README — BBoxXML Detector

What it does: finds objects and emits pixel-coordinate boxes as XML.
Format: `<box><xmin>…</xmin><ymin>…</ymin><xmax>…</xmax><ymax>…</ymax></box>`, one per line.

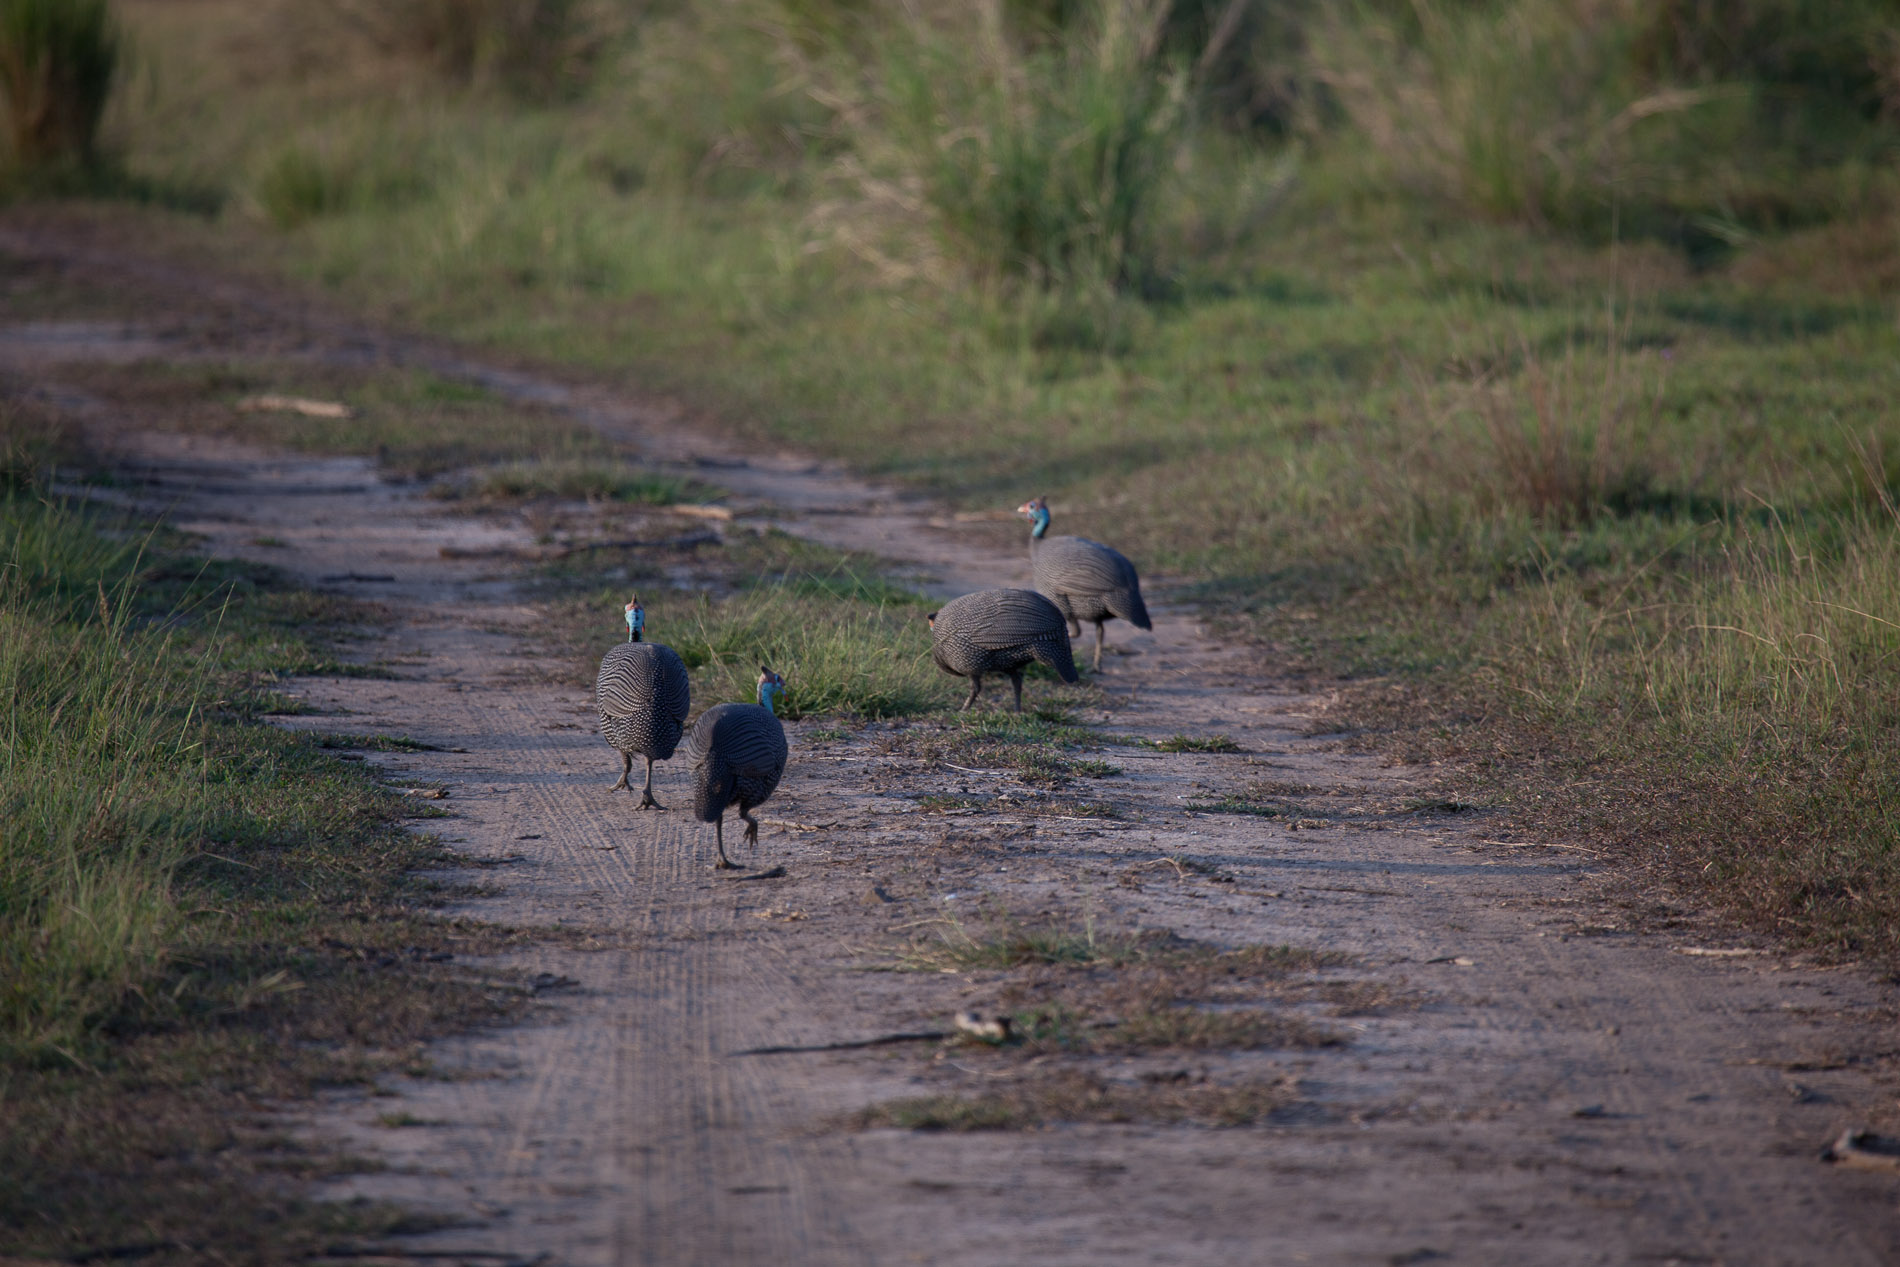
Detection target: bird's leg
<box><xmin>608</xmin><ymin>752</ymin><xmax>631</xmax><ymax>791</ymax></box>
<box><xmin>714</xmin><ymin>817</ymin><xmax>739</xmax><ymax>870</ymax></box>
<box><xmin>1093</xmin><ymin>619</ymin><xmax>1107</xmax><ymax>671</ymax></box>
<box><xmin>961</xmin><ymin>674</ymin><xmax>982</xmax><ymax>712</ymax></box>
<box><xmin>740</xmin><ymin>805</ymin><xmax>760</xmax><ymax>847</ymax></box>
<box><xmin>1068</xmin><ymin>618</ymin><xmax>1083</xmax><ymax>639</ymax></box>
<box><xmin>1009</xmin><ymin>669</ymin><xmax>1024</xmax><ymax>713</ymax></box>
<box><xmin>636</xmin><ymin>755</ymin><xmax>664</xmax><ymax>810</ymax></box>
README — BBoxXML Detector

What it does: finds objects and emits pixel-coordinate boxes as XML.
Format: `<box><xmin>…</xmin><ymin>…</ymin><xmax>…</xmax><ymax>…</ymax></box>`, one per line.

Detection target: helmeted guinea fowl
<box><xmin>1017</xmin><ymin>495</ymin><xmax>1151</xmax><ymax>670</ymax></box>
<box><xmin>595</xmin><ymin>596</ymin><xmax>692</xmax><ymax>810</ymax></box>
<box><xmin>927</xmin><ymin>588</ymin><xmax>1079</xmax><ymax>713</ymax></box>
<box><xmin>686</xmin><ymin>666</ymin><xmax>789</xmax><ymax>870</ymax></box>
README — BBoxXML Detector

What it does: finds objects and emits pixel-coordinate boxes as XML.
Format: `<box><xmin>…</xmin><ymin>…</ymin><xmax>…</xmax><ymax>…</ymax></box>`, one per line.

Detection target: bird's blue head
<box><xmin>624</xmin><ymin>596</ymin><xmax>645</xmax><ymax>643</ymax></box>
<box><xmin>756</xmin><ymin>665</ymin><xmax>786</xmax><ymax>714</ymax></box>
<box><xmin>1016</xmin><ymin>495</ymin><xmax>1050</xmax><ymax>539</ymax></box>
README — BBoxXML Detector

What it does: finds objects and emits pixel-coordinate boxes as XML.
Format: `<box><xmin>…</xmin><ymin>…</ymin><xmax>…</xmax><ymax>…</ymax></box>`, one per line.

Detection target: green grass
<box><xmin>1183</xmin><ymin>795</ymin><xmax>1287</xmax><ymax>818</ymax></box>
<box><xmin>1310</xmin><ymin>0</ymin><xmax>1899</xmax><ymax>247</ymax></box>
<box><xmin>899</xmin><ymin>710</ymin><xmax>1116</xmax><ymax>793</ymax></box>
<box><xmin>317</xmin><ymin>733</ymin><xmax>442</xmax><ymax>752</ymax></box>
<box><xmin>868</xmin><ymin>0</ymin><xmax>1188</xmax><ymax>297</ymax></box>
<box><xmin>0</xmin><ymin>413</ymin><xmax>525</xmax><ymax>1257</ymax></box>
<box><xmin>436</xmin><ymin>459</ymin><xmax>712</xmax><ymax>505</ymax></box>
<box><xmin>1149</xmin><ymin>733</ymin><xmax>1241</xmax><ymax>753</ymax></box>
<box><xmin>900</xmin><ymin>913</ymin><xmax>1338</xmax><ymax>975</ymax></box>
<box><xmin>668</xmin><ymin>582</ymin><xmax>947</xmax><ymax>718</ymax></box>
<box><xmin>555</xmin><ymin>543</ymin><xmax>957</xmax><ymax>719</ymax></box>
<box><xmin>866</xmin><ymin>913</ymin><xmax>1335</xmax><ymax>1129</ymax></box>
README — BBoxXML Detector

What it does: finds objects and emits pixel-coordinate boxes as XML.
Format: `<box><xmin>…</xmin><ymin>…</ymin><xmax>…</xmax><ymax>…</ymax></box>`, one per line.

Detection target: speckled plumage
<box><xmin>1022</xmin><ymin>497</ymin><xmax>1150</xmax><ymax>669</ymax></box>
<box><xmin>928</xmin><ymin>588</ymin><xmax>1078</xmax><ymax>712</ymax></box>
<box><xmin>686</xmin><ymin>697</ymin><xmax>788</xmax><ymax>869</ymax></box>
<box><xmin>596</xmin><ymin>640</ymin><xmax>692</xmax><ymax>808</ymax></box>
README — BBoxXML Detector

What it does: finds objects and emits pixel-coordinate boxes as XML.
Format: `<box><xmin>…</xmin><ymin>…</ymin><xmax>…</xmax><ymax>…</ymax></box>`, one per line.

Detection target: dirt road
<box><xmin>5</xmin><ymin>225</ymin><xmax>1899</xmax><ymax>1265</ymax></box>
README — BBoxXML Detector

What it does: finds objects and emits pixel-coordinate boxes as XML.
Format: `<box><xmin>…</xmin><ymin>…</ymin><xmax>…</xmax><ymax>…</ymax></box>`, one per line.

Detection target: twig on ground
<box><xmin>728</xmin><ymin>1030</ymin><xmax>949</xmax><ymax>1056</ymax></box>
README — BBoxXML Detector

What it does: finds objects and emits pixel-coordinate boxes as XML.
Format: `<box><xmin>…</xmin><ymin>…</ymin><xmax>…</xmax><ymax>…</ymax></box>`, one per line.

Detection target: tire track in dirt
<box><xmin>345</xmin><ymin>666</ymin><xmax>869</xmax><ymax>1263</ymax></box>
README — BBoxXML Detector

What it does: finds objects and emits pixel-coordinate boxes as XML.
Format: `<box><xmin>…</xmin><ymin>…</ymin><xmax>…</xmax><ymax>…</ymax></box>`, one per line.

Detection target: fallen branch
<box><xmin>729</xmin><ymin>1030</ymin><xmax>949</xmax><ymax>1057</ymax></box>
<box><xmin>1822</xmin><ymin>1128</ymin><xmax>1900</xmax><ymax>1172</ymax></box>
<box><xmin>236</xmin><ymin>393</ymin><xmax>353</xmax><ymax>419</ymax></box>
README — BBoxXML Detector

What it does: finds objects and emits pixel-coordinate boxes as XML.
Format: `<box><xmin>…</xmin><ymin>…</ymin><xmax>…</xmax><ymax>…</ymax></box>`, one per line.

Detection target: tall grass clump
<box><xmin>0</xmin><ymin>497</ymin><xmax>194</xmax><ymax>1062</ymax></box>
<box><xmin>1400</xmin><ymin>334</ymin><xmax>1679</xmax><ymax>535</ymax></box>
<box><xmin>868</xmin><ymin>0</ymin><xmax>1188</xmax><ymax>293</ymax></box>
<box><xmin>295</xmin><ymin>0</ymin><xmax>609</xmax><ymax>100</ymax></box>
<box><xmin>666</xmin><ymin>579</ymin><xmax>953</xmax><ymax>718</ymax></box>
<box><xmin>608</xmin><ymin>0</ymin><xmax>840</xmax><ymax>196</ymax></box>
<box><xmin>1472</xmin><ymin>481</ymin><xmax>1900</xmax><ymax>956</ymax></box>
<box><xmin>1311</xmin><ymin>0</ymin><xmax>1900</xmax><ymax>246</ymax></box>
<box><xmin>251</xmin><ymin>133</ymin><xmax>435</xmax><ymax>229</ymax></box>
<box><xmin>0</xmin><ymin>0</ymin><xmax>120</xmax><ymax>168</ymax></box>
<box><xmin>448</xmin><ymin>459</ymin><xmax>706</xmax><ymax>504</ymax></box>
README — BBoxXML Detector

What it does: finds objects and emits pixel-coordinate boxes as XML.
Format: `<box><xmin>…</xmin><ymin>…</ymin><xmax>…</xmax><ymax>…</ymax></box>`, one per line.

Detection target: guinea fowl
<box><xmin>1017</xmin><ymin>495</ymin><xmax>1151</xmax><ymax>669</ymax></box>
<box><xmin>687</xmin><ymin>666</ymin><xmax>790</xmax><ymax>870</ymax></box>
<box><xmin>928</xmin><ymin>588</ymin><xmax>1079</xmax><ymax>712</ymax></box>
<box><xmin>595</xmin><ymin>596</ymin><xmax>692</xmax><ymax>810</ymax></box>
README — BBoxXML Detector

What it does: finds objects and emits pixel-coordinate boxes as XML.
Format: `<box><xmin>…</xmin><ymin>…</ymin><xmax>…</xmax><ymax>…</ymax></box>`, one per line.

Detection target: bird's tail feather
<box><xmin>1113</xmin><ymin>588</ymin><xmax>1152</xmax><ymax>631</ymax></box>
<box><xmin>1032</xmin><ymin>638</ymin><xmax>1081</xmax><ymax>684</ymax></box>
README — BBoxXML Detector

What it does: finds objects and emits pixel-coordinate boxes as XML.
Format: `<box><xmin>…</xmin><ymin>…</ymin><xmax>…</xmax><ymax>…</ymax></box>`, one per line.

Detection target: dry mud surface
<box><xmin>5</xmin><ymin>224</ymin><xmax>1900</xmax><ymax>1265</ymax></box>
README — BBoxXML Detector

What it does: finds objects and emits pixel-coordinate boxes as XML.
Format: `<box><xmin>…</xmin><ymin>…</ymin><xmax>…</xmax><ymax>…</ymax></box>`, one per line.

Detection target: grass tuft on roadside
<box><xmin>434</xmin><ymin>460</ymin><xmax>714</xmax><ymax>506</ymax></box>
<box><xmin>865</xmin><ymin>915</ymin><xmax>1337</xmax><ymax>1129</ymax></box>
<box><xmin>552</xmin><ymin>537</ymin><xmax>1008</xmax><ymax>720</ymax></box>
<box><xmin>1149</xmin><ymin>733</ymin><xmax>1241</xmax><ymax>753</ymax></box>
<box><xmin>0</xmin><ymin>415</ymin><xmax>526</xmax><ymax>1258</ymax></box>
<box><xmin>900</xmin><ymin>912</ymin><xmax>1341</xmax><ymax>977</ymax></box>
<box><xmin>657</xmin><ymin>578</ymin><xmax>951</xmax><ymax>719</ymax></box>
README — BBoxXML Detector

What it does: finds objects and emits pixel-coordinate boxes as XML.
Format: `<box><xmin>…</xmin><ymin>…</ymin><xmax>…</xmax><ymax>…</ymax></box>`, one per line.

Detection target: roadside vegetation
<box><xmin>15</xmin><ymin>1</ymin><xmax>1900</xmax><ymax>961</ymax></box>
<box><xmin>862</xmin><ymin>912</ymin><xmax>1355</xmax><ymax>1129</ymax></box>
<box><xmin>0</xmin><ymin>402</ymin><xmax>541</xmax><ymax>1259</ymax></box>
<box><xmin>551</xmin><ymin>535</ymin><xmax>982</xmax><ymax>718</ymax></box>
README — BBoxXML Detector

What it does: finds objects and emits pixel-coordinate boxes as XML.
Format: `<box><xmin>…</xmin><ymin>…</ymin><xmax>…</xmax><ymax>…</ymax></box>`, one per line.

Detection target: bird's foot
<box><xmin>715</xmin><ymin>857</ymin><xmax>742</xmax><ymax>871</ymax></box>
<box><xmin>636</xmin><ymin>792</ymin><xmax>665</xmax><ymax>811</ymax></box>
<box><xmin>607</xmin><ymin>776</ymin><xmax>630</xmax><ymax>791</ymax></box>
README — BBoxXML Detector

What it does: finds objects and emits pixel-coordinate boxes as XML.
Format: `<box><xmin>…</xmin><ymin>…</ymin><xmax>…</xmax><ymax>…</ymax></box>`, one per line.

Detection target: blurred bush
<box><xmin>0</xmin><ymin>0</ymin><xmax>119</xmax><ymax>167</ymax></box>
<box><xmin>866</xmin><ymin>0</ymin><xmax>1189</xmax><ymax>292</ymax></box>
<box><xmin>292</xmin><ymin>0</ymin><xmax>611</xmax><ymax>100</ymax></box>
<box><xmin>207</xmin><ymin>0</ymin><xmax>1900</xmax><ymax>272</ymax></box>
<box><xmin>251</xmin><ymin>128</ymin><xmax>435</xmax><ymax>228</ymax></box>
<box><xmin>609</xmin><ymin>0</ymin><xmax>840</xmax><ymax>196</ymax></box>
<box><xmin>1309</xmin><ymin>0</ymin><xmax>1900</xmax><ymax>250</ymax></box>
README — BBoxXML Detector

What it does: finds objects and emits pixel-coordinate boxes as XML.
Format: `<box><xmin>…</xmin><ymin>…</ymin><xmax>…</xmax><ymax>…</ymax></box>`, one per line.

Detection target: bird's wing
<box><xmin>1040</xmin><ymin>536</ymin><xmax>1135</xmax><ymax>592</ymax></box>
